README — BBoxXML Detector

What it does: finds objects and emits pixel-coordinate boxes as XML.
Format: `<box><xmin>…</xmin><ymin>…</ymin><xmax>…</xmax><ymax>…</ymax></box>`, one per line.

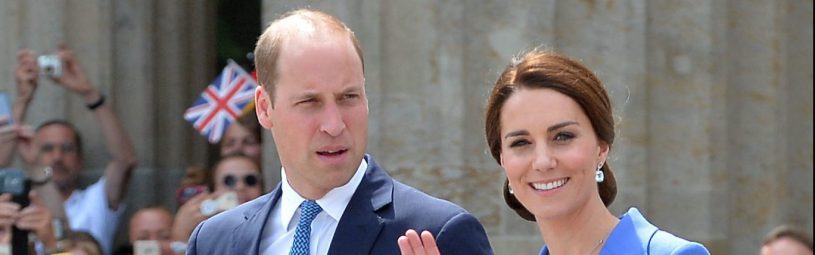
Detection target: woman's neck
<box><xmin>536</xmin><ymin>198</ymin><xmax>620</xmax><ymax>255</ymax></box>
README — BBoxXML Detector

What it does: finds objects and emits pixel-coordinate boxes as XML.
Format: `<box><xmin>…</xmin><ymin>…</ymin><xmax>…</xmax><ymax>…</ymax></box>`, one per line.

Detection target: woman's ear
<box><xmin>598</xmin><ymin>142</ymin><xmax>610</xmax><ymax>164</ymax></box>
<box><xmin>255</xmin><ymin>86</ymin><xmax>273</xmax><ymax>129</ymax></box>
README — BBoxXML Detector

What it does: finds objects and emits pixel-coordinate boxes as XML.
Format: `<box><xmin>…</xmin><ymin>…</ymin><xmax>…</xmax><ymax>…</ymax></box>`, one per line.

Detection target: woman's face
<box><xmin>499</xmin><ymin>88</ymin><xmax>608</xmax><ymax>221</ymax></box>
<box><xmin>214</xmin><ymin>157</ymin><xmax>263</xmax><ymax>204</ymax></box>
<box><xmin>221</xmin><ymin>122</ymin><xmax>262</xmax><ymax>162</ymax></box>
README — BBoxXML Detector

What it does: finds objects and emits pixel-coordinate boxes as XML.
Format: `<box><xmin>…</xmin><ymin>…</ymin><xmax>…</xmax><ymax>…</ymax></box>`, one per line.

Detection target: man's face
<box><xmin>220</xmin><ymin>122</ymin><xmax>262</xmax><ymax>163</ymax></box>
<box><xmin>128</xmin><ymin>208</ymin><xmax>174</xmax><ymax>255</ymax></box>
<box><xmin>35</xmin><ymin>124</ymin><xmax>82</xmax><ymax>189</ymax></box>
<box><xmin>128</xmin><ymin>209</ymin><xmax>173</xmax><ymax>242</ymax></box>
<box><xmin>255</xmin><ymin>33</ymin><xmax>368</xmax><ymax>200</ymax></box>
<box><xmin>761</xmin><ymin>238</ymin><xmax>813</xmax><ymax>255</ymax></box>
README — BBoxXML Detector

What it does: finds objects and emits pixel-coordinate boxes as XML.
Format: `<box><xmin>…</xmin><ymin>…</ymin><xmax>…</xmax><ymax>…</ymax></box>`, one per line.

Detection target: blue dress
<box><xmin>538</xmin><ymin>208</ymin><xmax>709</xmax><ymax>255</ymax></box>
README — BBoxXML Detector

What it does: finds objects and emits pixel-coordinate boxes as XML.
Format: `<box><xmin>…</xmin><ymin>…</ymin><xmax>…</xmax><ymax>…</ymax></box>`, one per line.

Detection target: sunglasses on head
<box><xmin>223</xmin><ymin>174</ymin><xmax>259</xmax><ymax>188</ymax></box>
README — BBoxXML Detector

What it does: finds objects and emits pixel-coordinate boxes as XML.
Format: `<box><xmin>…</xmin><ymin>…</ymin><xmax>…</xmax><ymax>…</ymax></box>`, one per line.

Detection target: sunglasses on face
<box><xmin>223</xmin><ymin>174</ymin><xmax>259</xmax><ymax>188</ymax></box>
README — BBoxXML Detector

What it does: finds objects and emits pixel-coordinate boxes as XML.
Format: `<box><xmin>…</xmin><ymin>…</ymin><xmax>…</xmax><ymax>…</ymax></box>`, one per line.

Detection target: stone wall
<box><xmin>260</xmin><ymin>1</ymin><xmax>813</xmax><ymax>254</ymax></box>
<box><xmin>1</xmin><ymin>1</ymin><xmax>811</xmax><ymax>254</ymax></box>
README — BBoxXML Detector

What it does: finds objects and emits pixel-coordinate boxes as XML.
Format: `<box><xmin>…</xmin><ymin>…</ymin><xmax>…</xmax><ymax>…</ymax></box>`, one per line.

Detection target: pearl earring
<box><xmin>595</xmin><ymin>163</ymin><xmax>605</xmax><ymax>183</ymax></box>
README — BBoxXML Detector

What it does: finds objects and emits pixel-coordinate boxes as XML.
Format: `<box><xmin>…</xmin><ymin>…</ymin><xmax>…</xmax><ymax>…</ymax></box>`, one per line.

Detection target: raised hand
<box><xmin>52</xmin><ymin>44</ymin><xmax>96</xmax><ymax>99</ymax></box>
<box><xmin>0</xmin><ymin>124</ymin><xmax>35</xmax><ymax>167</ymax></box>
<box><xmin>398</xmin><ymin>229</ymin><xmax>441</xmax><ymax>255</ymax></box>
<box><xmin>15</xmin><ymin>50</ymin><xmax>39</xmax><ymax>102</ymax></box>
<box><xmin>171</xmin><ymin>191</ymin><xmax>219</xmax><ymax>242</ymax></box>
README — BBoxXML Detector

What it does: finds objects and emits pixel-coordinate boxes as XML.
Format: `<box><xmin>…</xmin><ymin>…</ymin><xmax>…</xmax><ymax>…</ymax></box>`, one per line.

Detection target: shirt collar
<box><xmin>279</xmin><ymin>158</ymin><xmax>368</xmax><ymax>230</ymax></box>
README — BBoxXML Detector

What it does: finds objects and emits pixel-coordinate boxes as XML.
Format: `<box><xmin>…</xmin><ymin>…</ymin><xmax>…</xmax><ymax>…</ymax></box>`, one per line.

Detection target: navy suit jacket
<box><xmin>187</xmin><ymin>154</ymin><xmax>493</xmax><ymax>255</ymax></box>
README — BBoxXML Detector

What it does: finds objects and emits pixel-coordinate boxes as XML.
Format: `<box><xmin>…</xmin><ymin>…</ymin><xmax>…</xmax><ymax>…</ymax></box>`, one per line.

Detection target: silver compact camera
<box><xmin>37</xmin><ymin>55</ymin><xmax>62</xmax><ymax>78</ymax></box>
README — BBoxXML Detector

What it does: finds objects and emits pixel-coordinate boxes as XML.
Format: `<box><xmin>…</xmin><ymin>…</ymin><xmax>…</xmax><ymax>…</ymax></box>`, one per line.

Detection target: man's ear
<box><xmin>255</xmin><ymin>86</ymin><xmax>273</xmax><ymax>129</ymax></box>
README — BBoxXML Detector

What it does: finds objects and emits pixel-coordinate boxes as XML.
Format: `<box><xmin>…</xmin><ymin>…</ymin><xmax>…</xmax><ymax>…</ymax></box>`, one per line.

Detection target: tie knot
<box><xmin>300</xmin><ymin>200</ymin><xmax>322</xmax><ymax>221</ymax></box>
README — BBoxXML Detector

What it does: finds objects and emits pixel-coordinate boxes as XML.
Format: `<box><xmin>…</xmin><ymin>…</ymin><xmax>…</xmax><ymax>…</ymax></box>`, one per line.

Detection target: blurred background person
<box><xmin>761</xmin><ymin>225</ymin><xmax>813</xmax><ymax>255</ymax></box>
<box><xmin>128</xmin><ymin>207</ymin><xmax>175</xmax><ymax>255</ymax></box>
<box><xmin>3</xmin><ymin>46</ymin><xmax>137</xmax><ymax>255</ymax></box>
<box><xmin>170</xmin><ymin>154</ymin><xmax>263</xmax><ymax>245</ymax></box>
<box><xmin>219</xmin><ymin>112</ymin><xmax>262</xmax><ymax>164</ymax></box>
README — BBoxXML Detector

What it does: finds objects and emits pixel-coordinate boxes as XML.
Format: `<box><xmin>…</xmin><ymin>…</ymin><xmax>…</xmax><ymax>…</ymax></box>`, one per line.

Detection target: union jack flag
<box><xmin>184</xmin><ymin>60</ymin><xmax>257</xmax><ymax>143</ymax></box>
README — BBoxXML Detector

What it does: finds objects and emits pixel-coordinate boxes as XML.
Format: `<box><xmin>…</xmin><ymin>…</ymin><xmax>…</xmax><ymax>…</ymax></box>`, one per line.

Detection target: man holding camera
<box><xmin>0</xmin><ymin>45</ymin><xmax>137</xmax><ymax>254</ymax></box>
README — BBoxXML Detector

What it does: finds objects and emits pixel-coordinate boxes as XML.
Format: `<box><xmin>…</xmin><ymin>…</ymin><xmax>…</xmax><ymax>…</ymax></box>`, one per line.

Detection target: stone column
<box><xmin>645</xmin><ymin>0</ymin><xmax>728</xmax><ymax>252</ymax></box>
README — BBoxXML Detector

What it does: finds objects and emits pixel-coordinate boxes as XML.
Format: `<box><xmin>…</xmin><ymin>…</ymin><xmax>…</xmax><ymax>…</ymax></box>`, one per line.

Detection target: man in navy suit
<box><xmin>186</xmin><ymin>8</ymin><xmax>493</xmax><ymax>255</ymax></box>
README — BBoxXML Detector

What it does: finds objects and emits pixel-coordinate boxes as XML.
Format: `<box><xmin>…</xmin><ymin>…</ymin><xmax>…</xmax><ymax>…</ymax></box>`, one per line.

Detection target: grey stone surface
<box><xmin>0</xmin><ymin>1</ymin><xmax>810</xmax><ymax>254</ymax></box>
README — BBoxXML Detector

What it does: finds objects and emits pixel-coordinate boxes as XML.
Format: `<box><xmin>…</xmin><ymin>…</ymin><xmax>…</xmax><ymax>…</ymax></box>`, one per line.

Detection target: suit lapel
<box><xmin>327</xmin><ymin>155</ymin><xmax>393</xmax><ymax>255</ymax></box>
<box><xmin>231</xmin><ymin>184</ymin><xmax>282</xmax><ymax>255</ymax></box>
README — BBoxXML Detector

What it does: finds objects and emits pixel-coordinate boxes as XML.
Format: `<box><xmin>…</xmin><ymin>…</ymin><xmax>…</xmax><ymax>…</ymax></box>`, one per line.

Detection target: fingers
<box><xmin>0</xmin><ymin>125</ymin><xmax>17</xmax><ymax>141</ymax></box>
<box><xmin>15</xmin><ymin>50</ymin><xmax>38</xmax><ymax>85</ymax></box>
<box><xmin>398</xmin><ymin>229</ymin><xmax>441</xmax><ymax>255</ymax></box>
<box><xmin>398</xmin><ymin>235</ymin><xmax>414</xmax><ymax>255</ymax></box>
<box><xmin>17</xmin><ymin>125</ymin><xmax>34</xmax><ymax>139</ymax></box>
<box><xmin>15</xmin><ymin>201</ymin><xmax>52</xmax><ymax>234</ymax></box>
<box><xmin>406</xmin><ymin>229</ymin><xmax>426</xmax><ymax>255</ymax></box>
<box><xmin>0</xmin><ymin>194</ymin><xmax>21</xmax><ymax>227</ymax></box>
<box><xmin>28</xmin><ymin>190</ymin><xmax>43</xmax><ymax>207</ymax></box>
<box><xmin>420</xmin><ymin>230</ymin><xmax>440</xmax><ymax>255</ymax></box>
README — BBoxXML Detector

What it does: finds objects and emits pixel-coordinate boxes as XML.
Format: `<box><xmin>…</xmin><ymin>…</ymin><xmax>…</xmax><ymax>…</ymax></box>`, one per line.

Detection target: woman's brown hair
<box><xmin>485</xmin><ymin>50</ymin><xmax>617</xmax><ymax>221</ymax></box>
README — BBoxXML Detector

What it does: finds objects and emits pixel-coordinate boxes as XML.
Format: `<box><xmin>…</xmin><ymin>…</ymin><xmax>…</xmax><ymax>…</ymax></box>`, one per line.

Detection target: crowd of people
<box><xmin>0</xmin><ymin>45</ymin><xmax>265</xmax><ymax>254</ymax></box>
<box><xmin>0</xmin><ymin>7</ymin><xmax>811</xmax><ymax>255</ymax></box>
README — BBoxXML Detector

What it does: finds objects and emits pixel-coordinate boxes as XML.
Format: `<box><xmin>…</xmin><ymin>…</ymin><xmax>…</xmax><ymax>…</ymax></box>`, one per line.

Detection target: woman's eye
<box><xmin>509</xmin><ymin>139</ymin><xmax>530</xmax><ymax>148</ymax></box>
<box><xmin>554</xmin><ymin>132</ymin><xmax>575</xmax><ymax>141</ymax></box>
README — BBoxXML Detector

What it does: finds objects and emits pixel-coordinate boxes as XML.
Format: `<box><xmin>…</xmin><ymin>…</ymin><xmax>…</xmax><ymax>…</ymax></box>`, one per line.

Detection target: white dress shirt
<box><xmin>64</xmin><ymin>177</ymin><xmax>124</xmax><ymax>255</ymax></box>
<box><xmin>260</xmin><ymin>159</ymin><xmax>368</xmax><ymax>255</ymax></box>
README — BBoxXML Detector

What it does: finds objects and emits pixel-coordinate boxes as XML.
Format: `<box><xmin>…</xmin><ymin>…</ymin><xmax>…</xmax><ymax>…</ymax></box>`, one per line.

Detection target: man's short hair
<box><xmin>253</xmin><ymin>8</ymin><xmax>364</xmax><ymax>103</ymax></box>
<box><xmin>36</xmin><ymin>119</ymin><xmax>83</xmax><ymax>158</ymax></box>
<box><xmin>763</xmin><ymin>225</ymin><xmax>813</xmax><ymax>251</ymax></box>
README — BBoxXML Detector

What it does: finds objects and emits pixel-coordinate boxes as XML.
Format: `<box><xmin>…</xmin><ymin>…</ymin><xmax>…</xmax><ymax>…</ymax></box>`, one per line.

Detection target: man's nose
<box><xmin>320</xmin><ymin>103</ymin><xmax>346</xmax><ymax>137</ymax></box>
<box><xmin>49</xmin><ymin>148</ymin><xmax>65</xmax><ymax>161</ymax></box>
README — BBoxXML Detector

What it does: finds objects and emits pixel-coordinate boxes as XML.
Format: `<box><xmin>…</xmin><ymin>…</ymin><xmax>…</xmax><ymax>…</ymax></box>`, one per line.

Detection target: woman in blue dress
<box><xmin>398</xmin><ymin>50</ymin><xmax>710</xmax><ymax>255</ymax></box>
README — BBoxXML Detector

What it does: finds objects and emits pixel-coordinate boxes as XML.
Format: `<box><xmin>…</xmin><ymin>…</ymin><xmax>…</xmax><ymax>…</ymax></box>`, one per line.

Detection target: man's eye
<box><xmin>341</xmin><ymin>93</ymin><xmax>360</xmax><ymax>102</ymax></box>
<box><xmin>297</xmin><ymin>98</ymin><xmax>317</xmax><ymax>105</ymax></box>
<box><xmin>40</xmin><ymin>145</ymin><xmax>55</xmax><ymax>152</ymax></box>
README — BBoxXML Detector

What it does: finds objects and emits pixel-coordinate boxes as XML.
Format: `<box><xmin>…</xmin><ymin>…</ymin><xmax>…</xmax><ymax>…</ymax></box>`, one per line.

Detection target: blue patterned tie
<box><xmin>290</xmin><ymin>200</ymin><xmax>322</xmax><ymax>255</ymax></box>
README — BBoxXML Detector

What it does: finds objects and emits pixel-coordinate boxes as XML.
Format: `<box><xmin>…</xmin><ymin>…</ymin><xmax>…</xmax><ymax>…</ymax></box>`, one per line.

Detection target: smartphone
<box><xmin>0</xmin><ymin>92</ymin><xmax>13</xmax><ymax>127</ymax></box>
<box><xmin>175</xmin><ymin>185</ymin><xmax>208</xmax><ymax>205</ymax></box>
<box><xmin>134</xmin><ymin>240</ymin><xmax>161</xmax><ymax>255</ymax></box>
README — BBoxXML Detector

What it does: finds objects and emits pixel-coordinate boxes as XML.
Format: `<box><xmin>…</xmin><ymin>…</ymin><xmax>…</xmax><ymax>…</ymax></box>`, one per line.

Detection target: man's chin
<box><xmin>53</xmin><ymin>178</ymin><xmax>77</xmax><ymax>192</ymax></box>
